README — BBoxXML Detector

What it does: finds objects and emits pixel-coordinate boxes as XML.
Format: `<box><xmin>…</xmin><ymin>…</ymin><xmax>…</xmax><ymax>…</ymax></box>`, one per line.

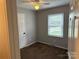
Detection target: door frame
<box><xmin>4</xmin><ymin>0</ymin><xmax>79</xmax><ymax>59</ymax></box>
<box><xmin>6</xmin><ymin>0</ymin><xmax>21</xmax><ymax>59</ymax></box>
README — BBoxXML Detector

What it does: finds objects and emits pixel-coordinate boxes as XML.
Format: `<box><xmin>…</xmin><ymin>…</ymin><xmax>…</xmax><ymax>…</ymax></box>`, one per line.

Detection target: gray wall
<box><xmin>36</xmin><ymin>5</ymin><xmax>69</xmax><ymax>49</ymax></box>
<box><xmin>17</xmin><ymin>8</ymin><xmax>36</xmax><ymax>49</ymax></box>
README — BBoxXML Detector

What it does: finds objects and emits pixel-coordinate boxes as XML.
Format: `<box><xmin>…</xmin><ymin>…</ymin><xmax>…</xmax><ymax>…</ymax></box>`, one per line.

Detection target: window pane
<box><xmin>48</xmin><ymin>13</ymin><xmax>64</xmax><ymax>37</ymax></box>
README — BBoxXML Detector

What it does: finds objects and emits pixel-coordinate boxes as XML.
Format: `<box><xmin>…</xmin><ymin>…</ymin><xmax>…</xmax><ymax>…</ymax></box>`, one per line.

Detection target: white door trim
<box><xmin>6</xmin><ymin>0</ymin><xmax>21</xmax><ymax>59</ymax></box>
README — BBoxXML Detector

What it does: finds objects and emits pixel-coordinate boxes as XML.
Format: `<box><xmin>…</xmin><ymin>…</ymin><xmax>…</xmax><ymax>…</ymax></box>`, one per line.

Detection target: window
<box><xmin>48</xmin><ymin>13</ymin><xmax>64</xmax><ymax>37</ymax></box>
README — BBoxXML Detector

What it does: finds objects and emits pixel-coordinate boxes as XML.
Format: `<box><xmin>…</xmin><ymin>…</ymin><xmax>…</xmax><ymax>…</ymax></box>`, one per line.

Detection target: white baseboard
<box><xmin>21</xmin><ymin>41</ymin><xmax>67</xmax><ymax>50</ymax></box>
<box><xmin>37</xmin><ymin>41</ymin><xmax>49</xmax><ymax>45</ymax></box>
<box><xmin>38</xmin><ymin>41</ymin><xmax>67</xmax><ymax>50</ymax></box>
<box><xmin>54</xmin><ymin>45</ymin><xmax>68</xmax><ymax>50</ymax></box>
<box><xmin>26</xmin><ymin>41</ymin><xmax>36</xmax><ymax>47</ymax></box>
<box><xmin>20</xmin><ymin>41</ymin><xmax>36</xmax><ymax>49</ymax></box>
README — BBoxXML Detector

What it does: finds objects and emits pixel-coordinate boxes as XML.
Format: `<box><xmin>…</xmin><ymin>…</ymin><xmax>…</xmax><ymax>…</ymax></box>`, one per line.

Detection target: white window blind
<box><xmin>48</xmin><ymin>13</ymin><xmax>64</xmax><ymax>37</ymax></box>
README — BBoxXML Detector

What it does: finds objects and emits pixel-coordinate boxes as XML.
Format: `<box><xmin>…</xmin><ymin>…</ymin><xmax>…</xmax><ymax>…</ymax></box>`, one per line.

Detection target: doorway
<box><xmin>16</xmin><ymin>0</ymin><xmax>71</xmax><ymax>59</ymax></box>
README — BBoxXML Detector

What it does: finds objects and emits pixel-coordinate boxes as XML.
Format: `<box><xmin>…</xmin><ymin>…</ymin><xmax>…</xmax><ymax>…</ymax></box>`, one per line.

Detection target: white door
<box><xmin>68</xmin><ymin>14</ymin><xmax>79</xmax><ymax>59</ymax></box>
<box><xmin>68</xmin><ymin>12</ymin><xmax>76</xmax><ymax>59</ymax></box>
<box><xmin>17</xmin><ymin>13</ymin><xmax>27</xmax><ymax>49</ymax></box>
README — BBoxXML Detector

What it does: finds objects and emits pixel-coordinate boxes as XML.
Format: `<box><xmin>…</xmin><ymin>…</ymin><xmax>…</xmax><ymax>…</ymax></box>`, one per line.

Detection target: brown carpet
<box><xmin>21</xmin><ymin>42</ymin><xmax>68</xmax><ymax>59</ymax></box>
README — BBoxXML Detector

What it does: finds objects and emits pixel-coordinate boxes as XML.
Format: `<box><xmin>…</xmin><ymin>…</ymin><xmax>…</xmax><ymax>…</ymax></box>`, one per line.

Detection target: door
<box><xmin>68</xmin><ymin>12</ymin><xmax>75</xmax><ymax>54</ymax></box>
<box><xmin>17</xmin><ymin>13</ymin><xmax>27</xmax><ymax>49</ymax></box>
<box><xmin>68</xmin><ymin>13</ymin><xmax>79</xmax><ymax>59</ymax></box>
<box><xmin>74</xmin><ymin>16</ymin><xmax>79</xmax><ymax>59</ymax></box>
<box><xmin>0</xmin><ymin>0</ymin><xmax>11</xmax><ymax>59</ymax></box>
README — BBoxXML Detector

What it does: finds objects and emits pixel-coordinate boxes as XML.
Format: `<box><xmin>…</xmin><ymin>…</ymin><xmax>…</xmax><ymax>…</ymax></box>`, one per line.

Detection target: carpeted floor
<box><xmin>21</xmin><ymin>42</ymin><xmax>68</xmax><ymax>59</ymax></box>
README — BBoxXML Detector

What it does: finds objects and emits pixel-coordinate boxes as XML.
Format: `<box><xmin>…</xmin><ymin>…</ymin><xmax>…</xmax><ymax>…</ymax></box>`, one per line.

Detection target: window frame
<box><xmin>48</xmin><ymin>13</ymin><xmax>64</xmax><ymax>38</ymax></box>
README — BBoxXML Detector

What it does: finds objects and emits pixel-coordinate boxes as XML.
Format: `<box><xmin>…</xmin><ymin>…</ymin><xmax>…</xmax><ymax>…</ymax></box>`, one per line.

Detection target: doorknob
<box><xmin>23</xmin><ymin>32</ymin><xmax>26</xmax><ymax>35</ymax></box>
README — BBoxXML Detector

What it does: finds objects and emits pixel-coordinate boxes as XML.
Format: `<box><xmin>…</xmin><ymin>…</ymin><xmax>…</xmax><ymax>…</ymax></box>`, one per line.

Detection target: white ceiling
<box><xmin>17</xmin><ymin>0</ymin><xmax>71</xmax><ymax>10</ymax></box>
